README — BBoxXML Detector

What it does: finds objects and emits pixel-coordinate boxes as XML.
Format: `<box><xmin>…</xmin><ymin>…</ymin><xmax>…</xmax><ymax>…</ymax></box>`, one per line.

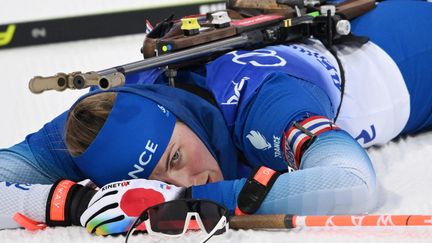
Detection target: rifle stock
<box><xmin>336</xmin><ymin>0</ymin><xmax>376</xmax><ymax>19</ymax></box>
<box><xmin>227</xmin><ymin>0</ymin><xmax>375</xmax><ymax>20</ymax></box>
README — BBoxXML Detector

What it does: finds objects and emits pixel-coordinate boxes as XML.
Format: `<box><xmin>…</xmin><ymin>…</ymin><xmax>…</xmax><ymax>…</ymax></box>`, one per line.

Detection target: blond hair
<box><xmin>65</xmin><ymin>92</ymin><xmax>117</xmax><ymax>156</ymax></box>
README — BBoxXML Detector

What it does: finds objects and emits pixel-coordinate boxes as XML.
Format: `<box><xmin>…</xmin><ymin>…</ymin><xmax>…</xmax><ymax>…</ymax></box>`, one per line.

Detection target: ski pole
<box><xmin>229</xmin><ymin>214</ymin><xmax>432</xmax><ymax>229</ymax></box>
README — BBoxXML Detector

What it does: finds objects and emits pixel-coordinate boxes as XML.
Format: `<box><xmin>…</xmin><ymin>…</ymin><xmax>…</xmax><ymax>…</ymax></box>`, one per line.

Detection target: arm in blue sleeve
<box><xmin>257</xmin><ymin>129</ymin><xmax>376</xmax><ymax>215</ymax></box>
<box><xmin>0</xmin><ymin>112</ymin><xmax>85</xmax><ymax>184</ymax></box>
<box><xmin>191</xmin><ymin>129</ymin><xmax>376</xmax><ymax>215</ymax></box>
<box><xmin>191</xmin><ymin>178</ymin><xmax>246</xmax><ymax>214</ymax></box>
<box><xmin>0</xmin><ymin>142</ymin><xmax>54</xmax><ymax>184</ymax></box>
<box><xmin>0</xmin><ymin>181</ymin><xmax>51</xmax><ymax>229</ymax></box>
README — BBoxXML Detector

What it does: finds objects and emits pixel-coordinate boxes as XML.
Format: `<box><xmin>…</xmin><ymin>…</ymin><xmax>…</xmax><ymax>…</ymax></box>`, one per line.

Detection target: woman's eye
<box><xmin>170</xmin><ymin>149</ymin><xmax>181</xmax><ymax>168</ymax></box>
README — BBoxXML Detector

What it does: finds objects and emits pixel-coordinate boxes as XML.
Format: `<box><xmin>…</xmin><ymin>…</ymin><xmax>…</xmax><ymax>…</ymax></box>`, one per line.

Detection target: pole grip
<box><xmin>229</xmin><ymin>214</ymin><xmax>294</xmax><ymax>229</ymax></box>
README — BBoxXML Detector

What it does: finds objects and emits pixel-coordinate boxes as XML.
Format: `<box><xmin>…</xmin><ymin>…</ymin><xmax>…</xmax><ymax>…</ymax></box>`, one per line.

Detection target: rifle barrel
<box><xmin>98</xmin><ymin>32</ymin><xmax>262</xmax><ymax>76</ymax></box>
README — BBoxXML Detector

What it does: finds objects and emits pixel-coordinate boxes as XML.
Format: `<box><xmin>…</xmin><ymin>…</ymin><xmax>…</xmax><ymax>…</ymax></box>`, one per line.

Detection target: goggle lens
<box><xmin>198</xmin><ymin>200</ymin><xmax>227</xmax><ymax>235</ymax></box>
<box><xmin>148</xmin><ymin>201</ymin><xmax>189</xmax><ymax>235</ymax></box>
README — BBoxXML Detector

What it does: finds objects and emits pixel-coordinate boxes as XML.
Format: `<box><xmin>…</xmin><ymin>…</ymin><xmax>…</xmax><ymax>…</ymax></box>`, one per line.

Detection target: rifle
<box><xmin>28</xmin><ymin>0</ymin><xmax>375</xmax><ymax>94</ymax></box>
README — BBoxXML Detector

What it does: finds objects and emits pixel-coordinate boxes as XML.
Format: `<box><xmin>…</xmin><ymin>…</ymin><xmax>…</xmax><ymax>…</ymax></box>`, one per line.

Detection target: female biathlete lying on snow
<box><xmin>1</xmin><ymin>0</ymin><xmax>432</xmax><ymax>235</ymax></box>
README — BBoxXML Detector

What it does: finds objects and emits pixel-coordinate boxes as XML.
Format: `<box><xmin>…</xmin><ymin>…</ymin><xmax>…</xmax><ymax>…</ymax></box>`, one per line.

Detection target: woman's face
<box><xmin>149</xmin><ymin>122</ymin><xmax>224</xmax><ymax>187</ymax></box>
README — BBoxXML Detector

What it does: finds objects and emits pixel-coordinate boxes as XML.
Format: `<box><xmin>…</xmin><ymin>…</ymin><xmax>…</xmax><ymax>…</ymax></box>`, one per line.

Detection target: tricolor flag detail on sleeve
<box><xmin>283</xmin><ymin>116</ymin><xmax>339</xmax><ymax>169</ymax></box>
<box><xmin>146</xmin><ymin>19</ymin><xmax>154</xmax><ymax>34</ymax></box>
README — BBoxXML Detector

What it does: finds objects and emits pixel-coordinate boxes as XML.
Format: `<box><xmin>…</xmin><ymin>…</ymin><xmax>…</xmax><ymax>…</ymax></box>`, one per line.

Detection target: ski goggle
<box><xmin>125</xmin><ymin>199</ymin><xmax>229</xmax><ymax>243</ymax></box>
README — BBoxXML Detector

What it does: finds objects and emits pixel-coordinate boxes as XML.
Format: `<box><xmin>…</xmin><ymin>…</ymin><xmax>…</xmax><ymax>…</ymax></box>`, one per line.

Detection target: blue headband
<box><xmin>73</xmin><ymin>91</ymin><xmax>176</xmax><ymax>186</ymax></box>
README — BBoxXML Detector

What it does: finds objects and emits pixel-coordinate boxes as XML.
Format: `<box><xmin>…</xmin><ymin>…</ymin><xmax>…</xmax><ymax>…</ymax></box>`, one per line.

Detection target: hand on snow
<box><xmin>80</xmin><ymin>179</ymin><xmax>184</xmax><ymax>235</ymax></box>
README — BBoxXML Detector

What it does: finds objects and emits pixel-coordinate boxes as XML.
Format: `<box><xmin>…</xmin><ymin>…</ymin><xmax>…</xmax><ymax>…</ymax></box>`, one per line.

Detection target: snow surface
<box><xmin>1</xmin><ymin>1</ymin><xmax>432</xmax><ymax>243</ymax></box>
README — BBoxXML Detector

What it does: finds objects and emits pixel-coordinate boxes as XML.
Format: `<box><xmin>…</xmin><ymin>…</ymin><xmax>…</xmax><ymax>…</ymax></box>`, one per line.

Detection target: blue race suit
<box><xmin>1</xmin><ymin>1</ymin><xmax>432</xmax><ymax>224</ymax></box>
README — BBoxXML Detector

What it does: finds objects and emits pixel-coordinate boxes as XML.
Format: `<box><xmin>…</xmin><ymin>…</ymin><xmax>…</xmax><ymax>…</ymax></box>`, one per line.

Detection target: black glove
<box><xmin>45</xmin><ymin>179</ymin><xmax>96</xmax><ymax>227</ymax></box>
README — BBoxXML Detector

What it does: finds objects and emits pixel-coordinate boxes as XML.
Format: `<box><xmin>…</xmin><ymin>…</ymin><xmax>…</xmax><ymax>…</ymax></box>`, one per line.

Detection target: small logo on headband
<box><xmin>128</xmin><ymin>140</ymin><xmax>159</xmax><ymax>179</ymax></box>
<box><xmin>157</xmin><ymin>105</ymin><xmax>170</xmax><ymax>117</ymax></box>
